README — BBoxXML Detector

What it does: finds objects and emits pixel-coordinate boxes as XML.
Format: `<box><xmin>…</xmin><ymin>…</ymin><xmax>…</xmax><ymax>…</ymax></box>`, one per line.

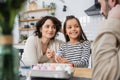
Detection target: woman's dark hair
<box><xmin>34</xmin><ymin>16</ymin><xmax>61</xmax><ymax>39</ymax></box>
<box><xmin>63</xmin><ymin>15</ymin><xmax>88</xmax><ymax>42</ymax></box>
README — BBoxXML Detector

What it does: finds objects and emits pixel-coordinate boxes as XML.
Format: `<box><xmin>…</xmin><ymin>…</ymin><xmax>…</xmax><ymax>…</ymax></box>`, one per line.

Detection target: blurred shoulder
<box><xmin>27</xmin><ymin>35</ymin><xmax>38</xmax><ymax>40</ymax></box>
<box><xmin>26</xmin><ymin>36</ymin><xmax>39</xmax><ymax>43</ymax></box>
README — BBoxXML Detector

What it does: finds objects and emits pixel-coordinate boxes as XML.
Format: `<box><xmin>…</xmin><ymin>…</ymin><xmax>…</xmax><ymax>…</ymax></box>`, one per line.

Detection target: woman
<box><xmin>21</xmin><ymin>16</ymin><xmax>64</xmax><ymax>66</ymax></box>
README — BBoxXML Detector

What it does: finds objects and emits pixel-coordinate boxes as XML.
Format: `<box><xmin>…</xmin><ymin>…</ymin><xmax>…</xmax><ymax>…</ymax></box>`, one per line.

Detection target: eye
<box><xmin>67</xmin><ymin>26</ymin><xmax>72</xmax><ymax>29</ymax></box>
<box><xmin>45</xmin><ymin>25</ymin><xmax>49</xmax><ymax>28</ymax></box>
<box><xmin>52</xmin><ymin>25</ymin><xmax>56</xmax><ymax>29</ymax></box>
<box><xmin>75</xmin><ymin>25</ymin><xmax>79</xmax><ymax>28</ymax></box>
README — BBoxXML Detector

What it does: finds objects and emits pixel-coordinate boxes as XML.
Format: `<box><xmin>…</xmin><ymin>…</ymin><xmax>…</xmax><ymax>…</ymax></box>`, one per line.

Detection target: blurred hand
<box><xmin>108</xmin><ymin>4</ymin><xmax>120</xmax><ymax>19</ymax></box>
<box><xmin>46</xmin><ymin>48</ymin><xmax>55</xmax><ymax>59</ymax></box>
<box><xmin>55</xmin><ymin>56</ymin><xmax>74</xmax><ymax>66</ymax></box>
<box><xmin>55</xmin><ymin>55</ymin><xmax>70</xmax><ymax>63</ymax></box>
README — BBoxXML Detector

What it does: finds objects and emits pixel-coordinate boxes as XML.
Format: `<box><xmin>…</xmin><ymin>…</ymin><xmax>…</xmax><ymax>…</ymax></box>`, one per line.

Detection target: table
<box><xmin>73</xmin><ymin>68</ymin><xmax>92</xmax><ymax>78</ymax></box>
<box><xmin>31</xmin><ymin>77</ymin><xmax>91</xmax><ymax>80</ymax></box>
<box><xmin>20</xmin><ymin>68</ymin><xmax>92</xmax><ymax>80</ymax></box>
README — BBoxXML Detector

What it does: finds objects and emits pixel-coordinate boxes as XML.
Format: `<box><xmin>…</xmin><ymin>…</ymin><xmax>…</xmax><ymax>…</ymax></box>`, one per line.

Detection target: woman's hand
<box><xmin>46</xmin><ymin>48</ymin><xmax>55</xmax><ymax>61</ymax></box>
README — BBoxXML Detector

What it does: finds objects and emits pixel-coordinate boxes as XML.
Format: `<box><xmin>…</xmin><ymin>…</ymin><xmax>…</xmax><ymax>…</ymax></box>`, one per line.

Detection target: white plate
<box><xmin>30</xmin><ymin>70</ymin><xmax>73</xmax><ymax>79</ymax></box>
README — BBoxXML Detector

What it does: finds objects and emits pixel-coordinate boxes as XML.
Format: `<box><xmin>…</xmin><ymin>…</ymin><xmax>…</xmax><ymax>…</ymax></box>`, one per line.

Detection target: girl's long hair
<box><xmin>63</xmin><ymin>15</ymin><xmax>88</xmax><ymax>42</ymax></box>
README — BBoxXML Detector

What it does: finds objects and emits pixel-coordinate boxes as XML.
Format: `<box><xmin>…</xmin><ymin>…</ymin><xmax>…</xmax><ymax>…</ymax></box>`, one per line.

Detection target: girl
<box><xmin>55</xmin><ymin>15</ymin><xmax>91</xmax><ymax>67</ymax></box>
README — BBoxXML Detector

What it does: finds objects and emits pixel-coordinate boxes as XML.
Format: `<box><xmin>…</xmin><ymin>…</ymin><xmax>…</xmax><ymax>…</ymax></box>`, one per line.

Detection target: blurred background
<box><xmin>13</xmin><ymin>0</ymin><xmax>103</xmax><ymax>45</ymax></box>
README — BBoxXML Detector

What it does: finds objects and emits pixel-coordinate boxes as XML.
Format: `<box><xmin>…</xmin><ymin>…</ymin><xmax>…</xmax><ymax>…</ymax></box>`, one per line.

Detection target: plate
<box><xmin>30</xmin><ymin>70</ymin><xmax>72</xmax><ymax>79</ymax></box>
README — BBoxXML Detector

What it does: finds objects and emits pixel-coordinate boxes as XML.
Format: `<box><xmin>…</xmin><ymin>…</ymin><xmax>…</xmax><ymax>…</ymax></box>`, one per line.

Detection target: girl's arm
<box><xmin>72</xmin><ymin>41</ymin><xmax>91</xmax><ymax>67</ymax></box>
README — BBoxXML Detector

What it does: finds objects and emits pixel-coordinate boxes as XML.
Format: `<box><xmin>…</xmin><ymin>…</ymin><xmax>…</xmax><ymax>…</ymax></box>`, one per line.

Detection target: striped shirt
<box><xmin>59</xmin><ymin>41</ymin><xmax>91</xmax><ymax>67</ymax></box>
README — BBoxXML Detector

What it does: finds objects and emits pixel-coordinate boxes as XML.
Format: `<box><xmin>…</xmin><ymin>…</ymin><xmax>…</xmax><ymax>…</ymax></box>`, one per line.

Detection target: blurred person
<box><xmin>92</xmin><ymin>0</ymin><xmax>120</xmax><ymax>80</ymax></box>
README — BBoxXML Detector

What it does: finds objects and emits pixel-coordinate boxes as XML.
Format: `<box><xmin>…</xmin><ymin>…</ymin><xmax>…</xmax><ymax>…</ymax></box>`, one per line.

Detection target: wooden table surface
<box><xmin>73</xmin><ymin>68</ymin><xmax>92</xmax><ymax>78</ymax></box>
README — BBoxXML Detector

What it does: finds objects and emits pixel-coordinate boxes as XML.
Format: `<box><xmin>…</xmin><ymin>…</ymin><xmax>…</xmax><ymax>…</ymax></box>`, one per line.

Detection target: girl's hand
<box><xmin>55</xmin><ymin>56</ymin><xmax>74</xmax><ymax>66</ymax></box>
<box><xmin>55</xmin><ymin>55</ymin><xmax>62</xmax><ymax>63</ymax></box>
<box><xmin>55</xmin><ymin>56</ymin><xmax>69</xmax><ymax>63</ymax></box>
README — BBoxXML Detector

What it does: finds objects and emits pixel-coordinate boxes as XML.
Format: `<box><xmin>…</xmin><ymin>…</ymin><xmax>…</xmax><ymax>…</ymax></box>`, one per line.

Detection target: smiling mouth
<box><xmin>70</xmin><ymin>32</ymin><xmax>78</xmax><ymax>34</ymax></box>
<box><xmin>48</xmin><ymin>33</ymin><xmax>54</xmax><ymax>35</ymax></box>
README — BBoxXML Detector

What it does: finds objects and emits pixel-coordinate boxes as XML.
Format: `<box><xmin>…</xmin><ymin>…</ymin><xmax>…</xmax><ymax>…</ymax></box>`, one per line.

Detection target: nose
<box><xmin>71</xmin><ymin>27</ymin><xmax>76</xmax><ymax>30</ymax></box>
<box><xmin>49</xmin><ymin>27</ymin><xmax>53</xmax><ymax>31</ymax></box>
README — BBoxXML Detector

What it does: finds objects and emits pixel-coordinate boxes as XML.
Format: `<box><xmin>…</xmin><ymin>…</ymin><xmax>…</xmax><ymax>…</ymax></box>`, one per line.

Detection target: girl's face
<box><xmin>66</xmin><ymin>18</ymin><xmax>80</xmax><ymax>41</ymax></box>
<box><xmin>40</xmin><ymin>19</ymin><xmax>56</xmax><ymax>39</ymax></box>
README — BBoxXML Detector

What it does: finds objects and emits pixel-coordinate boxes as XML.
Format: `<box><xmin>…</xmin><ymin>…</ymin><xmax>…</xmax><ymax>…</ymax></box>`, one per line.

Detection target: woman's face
<box><xmin>40</xmin><ymin>19</ymin><xmax>56</xmax><ymax>39</ymax></box>
<box><xmin>66</xmin><ymin>19</ymin><xmax>80</xmax><ymax>41</ymax></box>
